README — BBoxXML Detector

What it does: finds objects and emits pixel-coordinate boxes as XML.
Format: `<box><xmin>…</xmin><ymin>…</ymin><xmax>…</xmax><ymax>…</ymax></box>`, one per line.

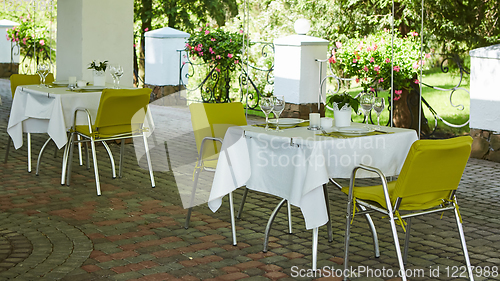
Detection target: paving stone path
<box><xmin>1</xmin><ymin>78</ymin><xmax>499</xmax><ymax>281</ymax></box>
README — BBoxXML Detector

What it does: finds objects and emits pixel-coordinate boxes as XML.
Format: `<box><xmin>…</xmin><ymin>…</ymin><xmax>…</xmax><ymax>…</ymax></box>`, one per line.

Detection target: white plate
<box><xmin>337</xmin><ymin>127</ymin><xmax>374</xmax><ymax>136</ymax></box>
<box><xmin>52</xmin><ymin>81</ymin><xmax>69</xmax><ymax>85</ymax></box>
<box><xmin>269</xmin><ymin>118</ymin><xmax>304</xmax><ymax>127</ymax></box>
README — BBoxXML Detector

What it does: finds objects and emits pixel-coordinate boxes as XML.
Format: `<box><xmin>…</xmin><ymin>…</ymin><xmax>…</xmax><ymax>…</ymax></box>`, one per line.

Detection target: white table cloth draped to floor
<box><xmin>208</xmin><ymin>123</ymin><xmax>419</xmax><ymax>230</ymax></box>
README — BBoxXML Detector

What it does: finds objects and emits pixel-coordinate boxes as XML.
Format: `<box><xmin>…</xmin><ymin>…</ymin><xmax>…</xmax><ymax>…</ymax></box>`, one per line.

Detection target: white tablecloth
<box><xmin>208</xmin><ymin>123</ymin><xmax>418</xmax><ymax>229</ymax></box>
<box><xmin>7</xmin><ymin>85</ymin><xmax>102</xmax><ymax>149</ymax></box>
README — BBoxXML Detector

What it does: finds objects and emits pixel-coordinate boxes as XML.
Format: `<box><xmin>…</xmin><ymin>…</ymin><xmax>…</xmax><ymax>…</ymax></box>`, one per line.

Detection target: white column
<box><xmin>56</xmin><ymin>0</ymin><xmax>134</xmax><ymax>87</ymax></box>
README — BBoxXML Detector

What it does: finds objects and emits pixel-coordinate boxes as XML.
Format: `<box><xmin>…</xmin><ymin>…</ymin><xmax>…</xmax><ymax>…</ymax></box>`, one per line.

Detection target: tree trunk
<box><xmin>392</xmin><ymin>83</ymin><xmax>430</xmax><ymax>136</ymax></box>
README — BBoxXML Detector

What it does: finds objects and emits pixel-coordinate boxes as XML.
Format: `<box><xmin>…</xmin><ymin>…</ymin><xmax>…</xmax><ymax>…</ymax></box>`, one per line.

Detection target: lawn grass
<box><xmin>248</xmin><ymin>67</ymin><xmax>470</xmax><ymax>137</ymax></box>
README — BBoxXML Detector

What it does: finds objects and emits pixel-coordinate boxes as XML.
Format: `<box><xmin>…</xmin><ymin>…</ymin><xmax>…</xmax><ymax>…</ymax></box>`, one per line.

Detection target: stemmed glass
<box><xmin>373</xmin><ymin>97</ymin><xmax>385</xmax><ymax>129</ymax></box>
<box><xmin>109</xmin><ymin>64</ymin><xmax>123</xmax><ymax>88</ymax></box>
<box><xmin>272</xmin><ymin>95</ymin><xmax>285</xmax><ymax>132</ymax></box>
<box><xmin>260</xmin><ymin>96</ymin><xmax>275</xmax><ymax>131</ymax></box>
<box><xmin>37</xmin><ymin>63</ymin><xmax>49</xmax><ymax>87</ymax></box>
<box><xmin>359</xmin><ymin>92</ymin><xmax>375</xmax><ymax>128</ymax></box>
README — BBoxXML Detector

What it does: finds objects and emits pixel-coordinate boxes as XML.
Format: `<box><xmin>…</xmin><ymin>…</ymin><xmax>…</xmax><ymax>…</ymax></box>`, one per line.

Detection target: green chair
<box><xmin>63</xmin><ymin>88</ymin><xmax>155</xmax><ymax>196</ymax></box>
<box><xmin>343</xmin><ymin>136</ymin><xmax>474</xmax><ymax>281</ymax></box>
<box><xmin>5</xmin><ymin>73</ymin><xmax>55</xmax><ymax>172</ymax></box>
<box><xmin>185</xmin><ymin>102</ymin><xmax>248</xmax><ymax>244</ymax></box>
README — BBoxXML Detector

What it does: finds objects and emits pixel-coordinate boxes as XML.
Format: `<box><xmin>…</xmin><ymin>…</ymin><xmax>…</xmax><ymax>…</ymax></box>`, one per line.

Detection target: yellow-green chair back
<box><xmin>10</xmin><ymin>73</ymin><xmax>55</xmax><ymax>98</ymax></box>
<box><xmin>91</xmin><ymin>88</ymin><xmax>151</xmax><ymax>138</ymax></box>
<box><xmin>392</xmin><ymin>136</ymin><xmax>473</xmax><ymax>210</ymax></box>
<box><xmin>189</xmin><ymin>102</ymin><xmax>247</xmax><ymax>161</ymax></box>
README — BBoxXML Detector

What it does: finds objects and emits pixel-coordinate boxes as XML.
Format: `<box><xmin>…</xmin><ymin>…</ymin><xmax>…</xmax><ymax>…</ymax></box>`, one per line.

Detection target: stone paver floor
<box><xmin>1</xmin><ymin>78</ymin><xmax>499</xmax><ymax>280</ymax></box>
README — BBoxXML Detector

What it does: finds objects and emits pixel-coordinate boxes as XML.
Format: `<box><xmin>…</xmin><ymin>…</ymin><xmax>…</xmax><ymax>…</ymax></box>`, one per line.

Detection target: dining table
<box><xmin>207</xmin><ymin>120</ymin><xmax>419</xmax><ymax>269</ymax></box>
<box><xmin>7</xmin><ymin>84</ymin><xmax>103</xmax><ymax>151</ymax></box>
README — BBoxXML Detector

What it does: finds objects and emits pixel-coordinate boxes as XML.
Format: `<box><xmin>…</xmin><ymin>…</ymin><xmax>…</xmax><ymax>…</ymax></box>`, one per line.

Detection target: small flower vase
<box><xmin>93</xmin><ymin>70</ymin><xmax>106</xmax><ymax>86</ymax></box>
<box><xmin>332</xmin><ymin>103</ymin><xmax>352</xmax><ymax>127</ymax></box>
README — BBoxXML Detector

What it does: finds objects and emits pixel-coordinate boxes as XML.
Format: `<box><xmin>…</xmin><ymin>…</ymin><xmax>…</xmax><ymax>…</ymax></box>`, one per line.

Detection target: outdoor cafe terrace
<box><xmin>1</xmin><ymin>77</ymin><xmax>500</xmax><ymax>281</ymax></box>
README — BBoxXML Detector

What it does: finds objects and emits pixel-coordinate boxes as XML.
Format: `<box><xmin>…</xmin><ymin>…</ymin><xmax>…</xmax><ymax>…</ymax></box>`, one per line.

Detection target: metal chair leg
<box><xmin>27</xmin><ymin>133</ymin><xmax>31</xmax><ymax>173</ymax></box>
<box><xmin>403</xmin><ymin>217</ymin><xmax>412</xmax><ymax>264</ymax></box>
<box><xmin>343</xmin><ymin>195</ymin><xmax>353</xmax><ymax>281</ymax></box>
<box><xmin>65</xmin><ymin>133</ymin><xmax>76</xmax><ymax>186</ymax></box>
<box><xmin>61</xmin><ymin>135</ymin><xmax>72</xmax><ymax>185</ymax></box>
<box><xmin>102</xmin><ymin>141</ymin><xmax>116</xmax><ymax>179</ymax></box>
<box><xmin>389</xmin><ymin>215</ymin><xmax>407</xmax><ymax>281</ymax></box>
<box><xmin>359</xmin><ymin>205</ymin><xmax>381</xmax><ymax>258</ymax></box>
<box><xmin>89</xmin><ymin>138</ymin><xmax>101</xmax><ymax>196</ymax></box>
<box><xmin>454</xmin><ymin>205</ymin><xmax>475</xmax><ymax>281</ymax></box>
<box><xmin>119</xmin><ymin>139</ymin><xmax>125</xmax><ymax>178</ymax></box>
<box><xmin>77</xmin><ymin>135</ymin><xmax>83</xmax><ymax>166</ymax></box>
<box><xmin>287</xmin><ymin>201</ymin><xmax>293</xmax><ymax>234</ymax></box>
<box><xmin>237</xmin><ymin>187</ymin><xmax>249</xmax><ymax>219</ymax></box>
<box><xmin>85</xmin><ymin>141</ymin><xmax>90</xmax><ymax>169</ymax></box>
<box><xmin>143</xmin><ymin>133</ymin><xmax>155</xmax><ymax>188</ymax></box>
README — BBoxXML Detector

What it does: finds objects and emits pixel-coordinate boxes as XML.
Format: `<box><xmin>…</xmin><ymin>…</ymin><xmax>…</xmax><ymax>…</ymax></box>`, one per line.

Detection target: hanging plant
<box><xmin>6</xmin><ymin>14</ymin><xmax>53</xmax><ymax>62</ymax></box>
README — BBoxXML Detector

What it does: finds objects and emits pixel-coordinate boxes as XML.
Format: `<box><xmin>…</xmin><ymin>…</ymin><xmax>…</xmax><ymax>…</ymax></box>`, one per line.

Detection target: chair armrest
<box><xmin>72</xmin><ymin>108</ymin><xmax>93</xmax><ymax>135</ymax></box>
<box><xmin>197</xmin><ymin>137</ymin><xmax>223</xmax><ymax>164</ymax></box>
<box><xmin>349</xmin><ymin>164</ymin><xmax>393</xmax><ymax>212</ymax></box>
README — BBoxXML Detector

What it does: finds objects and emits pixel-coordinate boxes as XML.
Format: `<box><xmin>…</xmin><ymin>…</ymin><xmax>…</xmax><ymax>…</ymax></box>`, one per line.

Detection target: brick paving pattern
<box><xmin>0</xmin><ymin>78</ymin><xmax>499</xmax><ymax>280</ymax></box>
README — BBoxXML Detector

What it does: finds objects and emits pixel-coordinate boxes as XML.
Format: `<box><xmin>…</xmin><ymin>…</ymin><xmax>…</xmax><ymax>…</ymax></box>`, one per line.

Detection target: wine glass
<box><xmin>113</xmin><ymin>64</ymin><xmax>124</xmax><ymax>89</ymax></box>
<box><xmin>260</xmin><ymin>96</ymin><xmax>275</xmax><ymax>131</ymax></box>
<box><xmin>109</xmin><ymin>64</ymin><xmax>118</xmax><ymax>87</ymax></box>
<box><xmin>359</xmin><ymin>92</ymin><xmax>375</xmax><ymax>127</ymax></box>
<box><xmin>272</xmin><ymin>95</ymin><xmax>285</xmax><ymax>132</ymax></box>
<box><xmin>37</xmin><ymin>63</ymin><xmax>49</xmax><ymax>87</ymax></box>
<box><xmin>373</xmin><ymin>97</ymin><xmax>385</xmax><ymax>128</ymax></box>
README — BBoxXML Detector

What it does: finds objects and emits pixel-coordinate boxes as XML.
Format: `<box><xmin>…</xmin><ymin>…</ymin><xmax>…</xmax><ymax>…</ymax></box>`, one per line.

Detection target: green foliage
<box><xmin>186</xmin><ymin>26</ymin><xmax>245</xmax><ymax>72</ymax></box>
<box><xmin>5</xmin><ymin>14</ymin><xmax>53</xmax><ymax>62</ymax></box>
<box><xmin>326</xmin><ymin>92</ymin><xmax>360</xmax><ymax>113</ymax></box>
<box><xmin>332</xmin><ymin>30</ymin><xmax>429</xmax><ymax>97</ymax></box>
<box><xmin>87</xmin><ymin>60</ymin><xmax>108</xmax><ymax>72</ymax></box>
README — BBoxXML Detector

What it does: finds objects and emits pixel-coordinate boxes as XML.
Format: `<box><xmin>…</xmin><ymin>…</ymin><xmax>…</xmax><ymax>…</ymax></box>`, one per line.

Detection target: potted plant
<box><xmin>329</xmin><ymin>30</ymin><xmax>430</xmax><ymax>132</ymax></box>
<box><xmin>326</xmin><ymin>92</ymin><xmax>360</xmax><ymax>127</ymax></box>
<box><xmin>88</xmin><ymin>60</ymin><xmax>108</xmax><ymax>86</ymax></box>
<box><xmin>185</xmin><ymin>25</ymin><xmax>244</xmax><ymax>102</ymax></box>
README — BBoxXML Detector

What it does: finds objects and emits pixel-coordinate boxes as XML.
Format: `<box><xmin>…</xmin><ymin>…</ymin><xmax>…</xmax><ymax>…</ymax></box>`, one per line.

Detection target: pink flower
<box><xmin>185</xmin><ymin>43</ymin><xmax>190</xmax><ymax>48</ymax></box>
<box><xmin>336</xmin><ymin>42</ymin><xmax>342</xmax><ymax>49</ymax></box>
<box><xmin>235</xmin><ymin>60</ymin><xmax>239</xmax><ymax>64</ymax></box>
<box><xmin>182</xmin><ymin>62</ymin><xmax>186</xmax><ymax>65</ymax></box>
<box><xmin>205</xmin><ymin>30</ymin><xmax>210</xmax><ymax>35</ymax></box>
<box><xmin>199</xmin><ymin>52</ymin><xmax>203</xmax><ymax>56</ymax></box>
<box><xmin>328</xmin><ymin>57</ymin><xmax>337</xmax><ymax>64</ymax></box>
<box><xmin>206</xmin><ymin>23</ymin><xmax>210</xmax><ymax>27</ymax></box>
<box><xmin>19</xmin><ymin>16</ymin><xmax>23</xmax><ymax>19</ymax></box>
<box><xmin>22</xmin><ymin>38</ymin><xmax>27</xmax><ymax>45</ymax></box>
<box><xmin>395</xmin><ymin>90</ymin><xmax>403</xmax><ymax>95</ymax></box>
<box><xmin>425</xmin><ymin>53</ymin><xmax>431</xmax><ymax>59</ymax></box>
<box><xmin>367</xmin><ymin>46</ymin><xmax>372</xmax><ymax>52</ymax></box>
<box><xmin>353</xmin><ymin>58</ymin><xmax>357</xmax><ymax>63</ymax></box>
<box><xmin>230</xmin><ymin>39</ymin><xmax>232</xmax><ymax>42</ymax></box>
<box><xmin>215</xmin><ymin>68</ymin><xmax>221</xmax><ymax>72</ymax></box>
<box><xmin>355</xmin><ymin>78</ymin><xmax>360</xmax><ymax>83</ymax></box>
<box><xmin>385</xmin><ymin>58</ymin><xmax>390</xmax><ymax>63</ymax></box>
<box><xmin>369</xmin><ymin>57</ymin><xmax>374</xmax><ymax>63</ymax></box>
<box><xmin>363</xmin><ymin>66</ymin><xmax>368</xmax><ymax>72</ymax></box>
<box><xmin>23</xmin><ymin>18</ymin><xmax>27</xmax><ymax>23</ymax></box>
<box><xmin>414</xmin><ymin>79</ymin><xmax>420</xmax><ymax>84</ymax></box>
<box><xmin>369</xmin><ymin>87</ymin><xmax>374</xmax><ymax>92</ymax></box>
<box><xmin>199</xmin><ymin>27</ymin><xmax>203</xmax><ymax>31</ymax></box>
<box><xmin>384</xmin><ymin>28</ymin><xmax>388</xmax><ymax>32</ymax></box>
<box><xmin>39</xmin><ymin>39</ymin><xmax>45</xmax><ymax>46</ymax></box>
<box><xmin>410</xmin><ymin>31</ymin><xmax>418</xmax><ymax>37</ymax></box>
<box><xmin>394</xmin><ymin>96</ymin><xmax>401</xmax><ymax>101</ymax></box>
<box><xmin>378</xmin><ymin>78</ymin><xmax>384</xmax><ymax>83</ymax></box>
<box><xmin>209</xmin><ymin>47</ymin><xmax>214</xmax><ymax>54</ymax></box>
<box><xmin>228</xmin><ymin>53</ymin><xmax>233</xmax><ymax>58</ymax></box>
<box><xmin>5</xmin><ymin>34</ymin><xmax>9</xmax><ymax>41</ymax></box>
<box><xmin>197</xmin><ymin>44</ymin><xmax>202</xmax><ymax>48</ymax></box>
<box><xmin>393</xmin><ymin>65</ymin><xmax>400</xmax><ymax>72</ymax></box>
<box><xmin>239</xmin><ymin>29</ymin><xmax>244</xmax><ymax>34</ymax></box>
<box><xmin>211</xmin><ymin>38</ymin><xmax>216</xmax><ymax>42</ymax></box>
<box><xmin>216</xmin><ymin>55</ymin><xmax>221</xmax><ymax>59</ymax></box>
<box><xmin>144</xmin><ymin>28</ymin><xmax>149</xmax><ymax>32</ymax></box>
<box><xmin>374</xmin><ymin>65</ymin><xmax>380</xmax><ymax>72</ymax></box>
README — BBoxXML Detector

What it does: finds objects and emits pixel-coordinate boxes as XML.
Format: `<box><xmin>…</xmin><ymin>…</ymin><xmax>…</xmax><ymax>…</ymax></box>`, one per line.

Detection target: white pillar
<box><xmin>56</xmin><ymin>0</ymin><xmax>134</xmax><ymax>87</ymax></box>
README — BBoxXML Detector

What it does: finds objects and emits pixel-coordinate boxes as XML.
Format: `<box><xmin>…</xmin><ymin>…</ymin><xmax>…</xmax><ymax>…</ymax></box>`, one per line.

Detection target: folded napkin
<box><xmin>317</xmin><ymin>130</ymin><xmax>394</xmax><ymax>138</ymax></box>
<box><xmin>253</xmin><ymin>121</ymin><xmax>310</xmax><ymax>129</ymax></box>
